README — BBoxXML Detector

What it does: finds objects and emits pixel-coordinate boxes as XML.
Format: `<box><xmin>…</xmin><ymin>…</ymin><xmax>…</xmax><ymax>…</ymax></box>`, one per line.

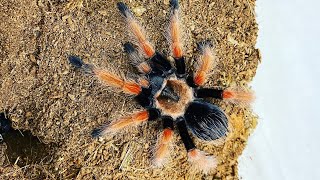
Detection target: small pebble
<box><xmin>68</xmin><ymin>94</ymin><xmax>75</xmax><ymax>101</ymax></box>
<box><xmin>132</xmin><ymin>6</ymin><xmax>146</xmax><ymax>16</ymax></box>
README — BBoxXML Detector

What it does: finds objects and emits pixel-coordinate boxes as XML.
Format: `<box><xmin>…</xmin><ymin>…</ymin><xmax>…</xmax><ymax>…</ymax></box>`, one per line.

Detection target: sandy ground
<box><xmin>0</xmin><ymin>0</ymin><xmax>259</xmax><ymax>179</ymax></box>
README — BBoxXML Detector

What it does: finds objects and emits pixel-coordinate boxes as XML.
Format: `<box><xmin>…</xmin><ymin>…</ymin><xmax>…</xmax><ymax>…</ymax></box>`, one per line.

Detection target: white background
<box><xmin>238</xmin><ymin>0</ymin><xmax>320</xmax><ymax>179</ymax></box>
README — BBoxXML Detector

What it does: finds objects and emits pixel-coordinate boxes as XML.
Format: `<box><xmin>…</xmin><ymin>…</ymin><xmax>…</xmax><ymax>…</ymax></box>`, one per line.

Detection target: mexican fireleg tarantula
<box><xmin>68</xmin><ymin>0</ymin><xmax>254</xmax><ymax>173</ymax></box>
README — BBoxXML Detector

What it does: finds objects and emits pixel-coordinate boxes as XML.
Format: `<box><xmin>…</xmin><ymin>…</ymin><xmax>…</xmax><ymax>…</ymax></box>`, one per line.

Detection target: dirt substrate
<box><xmin>0</xmin><ymin>0</ymin><xmax>260</xmax><ymax>179</ymax></box>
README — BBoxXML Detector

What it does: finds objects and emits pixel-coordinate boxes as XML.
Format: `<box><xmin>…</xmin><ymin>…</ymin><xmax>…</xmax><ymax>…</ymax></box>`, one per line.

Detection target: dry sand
<box><xmin>0</xmin><ymin>0</ymin><xmax>260</xmax><ymax>179</ymax></box>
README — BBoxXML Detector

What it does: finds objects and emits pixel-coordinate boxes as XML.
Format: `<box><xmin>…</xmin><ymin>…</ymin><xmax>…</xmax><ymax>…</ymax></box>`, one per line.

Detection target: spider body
<box><xmin>155</xmin><ymin>78</ymin><xmax>194</xmax><ymax>118</ymax></box>
<box><xmin>69</xmin><ymin>0</ymin><xmax>254</xmax><ymax>173</ymax></box>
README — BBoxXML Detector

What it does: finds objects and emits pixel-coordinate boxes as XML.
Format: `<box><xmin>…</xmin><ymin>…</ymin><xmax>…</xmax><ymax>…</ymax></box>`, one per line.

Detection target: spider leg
<box><xmin>187</xmin><ymin>41</ymin><xmax>216</xmax><ymax>87</ymax></box>
<box><xmin>91</xmin><ymin>108</ymin><xmax>160</xmax><ymax>138</ymax></box>
<box><xmin>152</xmin><ymin>116</ymin><xmax>174</xmax><ymax>167</ymax></box>
<box><xmin>69</xmin><ymin>56</ymin><xmax>141</xmax><ymax>95</ymax></box>
<box><xmin>117</xmin><ymin>2</ymin><xmax>155</xmax><ymax>58</ymax></box>
<box><xmin>177</xmin><ymin>117</ymin><xmax>218</xmax><ymax>174</ymax></box>
<box><xmin>196</xmin><ymin>87</ymin><xmax>255</xmax><ymax>105</ymax></box>
<box><xmin>167</xmin><ymin>0</ymin><xmax>186</xmax><ymax>77</ymax></box>
<box><xmin>118</xmin><ymin>2</ymin><xmax>173</xmax><ymax>76</ymax></box>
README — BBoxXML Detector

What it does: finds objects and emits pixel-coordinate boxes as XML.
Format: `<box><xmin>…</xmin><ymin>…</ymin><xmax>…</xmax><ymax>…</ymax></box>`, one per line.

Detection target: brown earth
<box><xmin>0</xmin><ymin>0</ymin><xmax>260</xmax><ymax>179</ymax></box>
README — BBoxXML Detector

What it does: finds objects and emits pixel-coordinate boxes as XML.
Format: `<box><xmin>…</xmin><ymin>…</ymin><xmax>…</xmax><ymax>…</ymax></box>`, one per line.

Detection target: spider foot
<box><xmin>187</xmin><ymin>149</ymin><xmax>218</xmax><ymax>174</ymax></box>
<box><xmin>68</xmin><ymin>55</ymin><xmax>94</xmax><ymax>74</ymax></box>
<box><xmin>223</xmin><ymin>86</ymin><xmax>255</xmax><ymax>106</ymax></box>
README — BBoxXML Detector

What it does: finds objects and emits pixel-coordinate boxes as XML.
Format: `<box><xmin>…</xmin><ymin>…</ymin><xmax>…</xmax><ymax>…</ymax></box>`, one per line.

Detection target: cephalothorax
<box><xmin>69</xmin><ymin>0</ymin><xmax>253</xmax><ymax>173</ymax></box>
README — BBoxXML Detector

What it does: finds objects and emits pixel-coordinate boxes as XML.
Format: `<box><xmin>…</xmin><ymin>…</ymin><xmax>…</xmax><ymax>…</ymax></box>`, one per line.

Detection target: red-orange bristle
<box><xmin>123</xmin><ymin>82</ymin><xmax>141</xmax><ymax>95</ymax></box>
<box><xmin>142</xmin><ymin>42</ymin><xmax>155</xmax><ymax>57</ymax></box>
<box><xmin>222</xmin><ymin>90</ymin><xmax>234</xmax><ymax>99</ymax></box>
<box><xmin>173</xmin><ymin>43</ymin><xmax>182</xmax><ymax>58</ymax></box>
<box><xmin>170</xmin><ymin>12</ymin><xmax>183</xmax><ymax>58</ymax></box>
<box><xmin>193</xmin><ymin>46</ymin><xmax>214</xmax><ymax>86</ymax></box>
<box><xmin>153</xmin><ymin>128</ymin><xmax>174</xmax><ymax>167</ymax></box>
<box><xmin>223</xmin><ymin>89</ymin><xmax>255</xmax><ymax>103</ymax></box>
<box><xmin>128</xmin><ymin>19</ymin><xmax>155</xmax><ymax>57</ymax></box>
<box><xmin>135</xmin><ymin>110</ymin><xmax>149</xmax><ymax>121</ymax></box>
<box><xmin>188</xmin><ymin>149</ymin><xmax>198</xmax><ymax>158</ymax></box>
<box><xmin>130</xmin><ymin>21</ymin><xmax>146</xmax><ymax>42</ymax></box>
<box><xmin>163</xmin><ymin>128</ymin><xmax>173</xmax><ymax>143</ymax></box>
<box><xmin>194</xmin><ymin>71</ymin><xmax>206</xmax><ymax>86</ymax></box>
<box><xmin>95</xmin><ymin>69</ymin><xmax>124</xmax><ymax>88</ymax></box>
<box><xmin>94</xmin><ymin>69</ymin><xmax>141</xmax><ymax>95</ymax></box>
<box><xmin>187</xmin><ymin>149</ymin><xmax>218</xmax><ymax>174</ymax></box>
<box><xmin>110</xmin><ymin>110</ymin><xmax>149</xmax><ymax>131</ymax></box>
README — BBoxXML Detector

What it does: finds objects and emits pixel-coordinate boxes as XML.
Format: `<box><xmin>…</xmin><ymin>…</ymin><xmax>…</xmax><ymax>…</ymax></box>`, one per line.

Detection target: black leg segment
<box><xmin>162</xmin><ymin>116</ymin><xmax>174</xmax><ymax>129</ymax></box>
<box><xmin>135</xmin><ymin>87</ymin><xmax>153</xmax><ymax>108</ymax></box>
<box><xmin>177</xmin><ymin>117</ymin><xmax>196</xmax><ymax>151</ymax></box>
<box><xmin>170</xmin><ymin>0</ymin><xmax>179</xmax><ymax>10</ymax></box>
<box><xmin>174</xmin><ymin>57</ymin><xmax>186</xmax><ymax>78</ymax></box>
<box><xmin>186</xmin><ymin>75</ymin><xmax>198</xmax><ymax>88</ymax></box>
<box><xmin>150</xmin><ymin>52</ymin><xmax>173</xmax><ymax>76</ymax></box>
<box><xmin>196</xmin><ymin>88</ymin><xmax>223</xmax><ymax>99</ymax></box>
<box><xmin>117</xmin><ymin>2</ymin><xmax>130</xmax><ymax>17</ymax></box>
<box><xmin>148</xmin><ymin>108</ymin><xmax>161</xmax><ymax>121</ymax></box>
<box><xmin>68</xmin><ymin>55</ymin><xmax>84</xmax><ymax>68</ymax></box>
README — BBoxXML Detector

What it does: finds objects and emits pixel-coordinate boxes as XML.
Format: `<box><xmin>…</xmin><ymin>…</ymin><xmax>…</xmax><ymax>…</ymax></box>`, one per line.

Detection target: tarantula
<box><xmin>69</xmin><ymin>0</ymin><xmax>253</xmax><ymax>173</ymax></box>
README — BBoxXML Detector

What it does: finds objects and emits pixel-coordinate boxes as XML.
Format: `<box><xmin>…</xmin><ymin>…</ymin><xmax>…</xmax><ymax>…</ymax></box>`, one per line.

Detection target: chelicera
<box><xmin>69</xmin><ymin>0</ymin><xmax>254</xmax><ymax>173</ymax></box>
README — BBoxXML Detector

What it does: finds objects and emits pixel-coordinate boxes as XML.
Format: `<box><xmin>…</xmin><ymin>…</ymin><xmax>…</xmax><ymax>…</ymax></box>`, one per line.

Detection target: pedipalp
<box><xmin>192</xmin><ymin>41</ymin><xmax>216</xmax><ymax>86</ymax></box>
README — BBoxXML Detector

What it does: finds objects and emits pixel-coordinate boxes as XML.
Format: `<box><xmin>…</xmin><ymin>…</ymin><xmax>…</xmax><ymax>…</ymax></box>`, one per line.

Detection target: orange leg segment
<box><xmin>128</xmin><ymin>21</ymin><xmax>155</xmax><ymax>57</ymax></box>
<box><xmin>153</xmin><ymin>116</ymin><xmax>174</xmax><ymax>167</ymax></box>
<box><xmin>153</xmin><ymin>128</ymin><xmax>174</xmax><ymax>167</ymax></box>
<box><xmin>68</xmin><ymin>55</ymin><xmax>141</xmax><ymax>95</ymax></box>
<box><xmin>187</xmin><ymin>149</ymin><xmax>218</xmax><ymax>174</ymax></box>
<box><xmin>222</xmin><ymin>87</ymin><xmax>255</xmax><ymax>105</ymax></box>
<box><xmin>168</xmin><ymin>0</ymin><xmax>183</xmax><ymax>58</ymax></box>
<box><xmin>94</xmin><ymin>69</ymin><xmax>141</xmax><ymax>95</ymax></box>
<box><xmin>92</xmin><ymin>110</ymin><xmax>149</xmax><ymax>138</ymax></box>
<box><xmin>169</xmin><ymin>11</ymin><xmax>183</xmax><ymax>58</ymax></box>
<box><xmin>167</xmin><ymin>0</ymin><xmax>187</xmax><ymax>77</ymax></box>
<box><xmin>107</xmin><ymin>110</ymin><xmax>148</xmax><ymax>131</ymax></box>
